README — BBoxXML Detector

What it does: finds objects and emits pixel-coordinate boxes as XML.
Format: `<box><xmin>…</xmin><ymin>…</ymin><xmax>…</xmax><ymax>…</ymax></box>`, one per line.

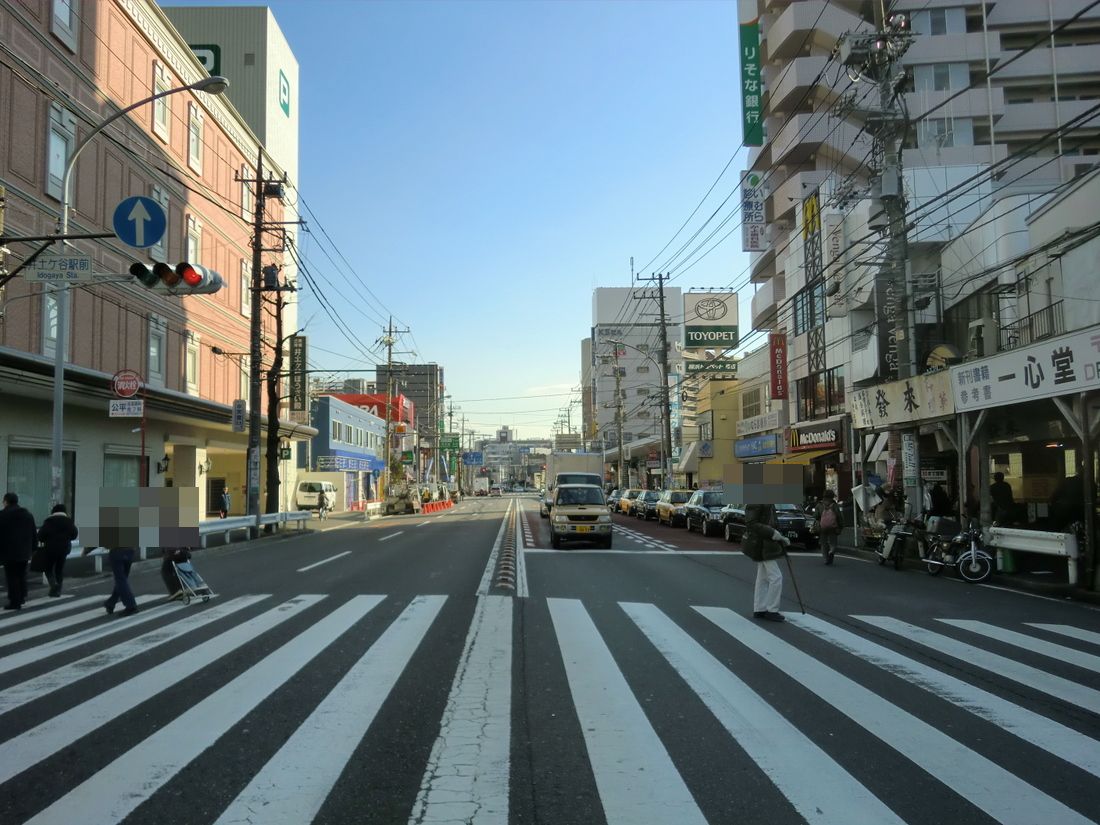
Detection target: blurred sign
<box><xmin>440</xmin><ymin>434</ymin><xmax>460</xmax><ymax>451</ymax></box>
<box><xmin>462</xmin><ymin>451</ymin><xmax>483</xmax><ymax>466</ymax></box>
<box><xmin>232</xmin><ymin>399</ymin><xmax>246</xmax><ymax>432</ymax></box>
<box><xmin>554</xmin><ymin>433</ymin><xmax>582</xmax><ymax>450</ymax></box>
<box><xmin>108</xmin><ymin>399</ymin><xmax>144</xmax><ymax>418</ymax></box>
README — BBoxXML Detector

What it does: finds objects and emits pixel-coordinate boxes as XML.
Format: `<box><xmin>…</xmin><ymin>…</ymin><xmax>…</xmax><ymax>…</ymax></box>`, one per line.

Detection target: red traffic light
<box><xmin>131</xmin><ymin>261</ymin><xmax>223</xmax><ymax>295</ymax></box>
<box><xmin>178</xmin><ymin>263</ymin><xmax>204</xmax><ymax>287</ymax></box>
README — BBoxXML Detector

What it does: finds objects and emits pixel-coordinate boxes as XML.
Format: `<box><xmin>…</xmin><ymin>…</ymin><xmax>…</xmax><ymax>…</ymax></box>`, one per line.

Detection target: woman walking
<box><xmin>38</xmin><ymin>504</ymin><xmax>78</xmax><ymax>597</ymax></box>
<box><xmin>812</xmin><ymin>490</ymin><xmax>843</xmax><ymax>566</ymax></box>
<box><xmin>740</xmin><ymin>503</ymin><xmax>791</xmax><ymax>622</ymax></box>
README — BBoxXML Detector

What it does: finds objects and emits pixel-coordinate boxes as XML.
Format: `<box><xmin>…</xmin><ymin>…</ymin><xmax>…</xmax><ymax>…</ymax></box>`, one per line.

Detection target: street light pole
<box><xmin>50</xmin><ymin>76</ymin><xmax>228</xmax><ymax>506</ymax></box>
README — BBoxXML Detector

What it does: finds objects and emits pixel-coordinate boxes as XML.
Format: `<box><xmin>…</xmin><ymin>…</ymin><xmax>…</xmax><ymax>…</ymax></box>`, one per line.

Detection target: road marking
<box><xmin>0</xmin><ymin>597</ymin><xmax>181</xmax><ymax>676</ymax></box>
<box><xmin>297</xmin><ymin>551</ymin><xmax>352</xmax><ymax>573</ymax></box>
<box><xmin>788</xmin><ymin>612</ymin><xmax>1100</xmax><ymax>780</ymax></box>
<box><xmin>417</xmin><ymin>520</ymin><xmax>431</xmax><ymax>527</ymax></box>
<box><xmin>699</xmin><ymin>607</ymin><xmax>1093</xmax><ymax>825</ymax></box>
<box><xmin>0</xmin><ymin>595</ymin><xmax>268</xmax><ymax>717</ymax></box>
<box><xmin>379</xmin><ymin>531</ymin><xmax>404</xmax><ymax>542</ymax></box>
<box><xmin>0</xmin><ymin>595</ymin><xmax>323</xmax><ymax>786</ymax></box>
<box><xmin>625</xmin><ymin>602</ymin><xmax>902</xmax><ymax>825</ymax></box>
<box><xmin>937</xmin><ymin>619</ymin><xmax>1100</xmax><ymax>674</ymax></box>
<box><xmin>476</xmin><ymin>499</ymin><xmax>513</xmax><ymax>596</ymax></box>
<box><xmin>970</xmin><ymin>580</ymin><xmax>1100</xmax><ymax>609</ymax></box>
<box><xmin>25</xmin><ymin>595</ymin><xmax>383</xmax><ymax>825</ymax></box>
<box><xmin>854</xmin><ymin>615</ymin><xmax>1100</xmax><ymax>715</ymax></box>
<box><xmin>0</xmin><ymin>594</ymin><xmax>94</xmax><ymax>628</ymax></box>
<box><xmin>1027</xmin><ymin>623</ymin><xmax>1100</xmax><ymax>646</ymax></box>
<box><xmin>410</xmin><ymin>595</ymin><xmax>512</xmax><ymax>825</ymax></box>
<box><xmin>514</xmin><ymin>506</ymin><xmax>528</xmax><ymax>598</ymax></box>
<box><xmin>218</xmin><ymin>596</ymin><xmax>445</xmax><ymax>825</ymax></box>
<box><xmin>548</xmin><ymin>598</ymin><xmax>707</xmax><ymax>825</ymax></box>
<box><xmin>0</xmin><ymin>594</ymin><xmax>165</xmax><ymax>651</ymax></box>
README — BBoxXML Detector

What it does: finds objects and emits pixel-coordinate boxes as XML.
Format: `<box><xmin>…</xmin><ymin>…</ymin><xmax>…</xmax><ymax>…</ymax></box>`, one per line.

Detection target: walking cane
<box><xmin>784</xmin><ymin>549</ymin><xmax>806</xmax><ymax>614</ymax></box>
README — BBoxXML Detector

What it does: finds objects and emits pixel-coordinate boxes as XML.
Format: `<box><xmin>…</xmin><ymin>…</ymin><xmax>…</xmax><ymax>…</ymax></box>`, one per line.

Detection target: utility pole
<box><xmin>612</xmin><ymin>347</ymin><xmax>625</xmax><ymax>489</ymax></box>
<box><xmin>636</xmin><ymin>272</ymin><xmax>674</xmax><ymax>488</ymax></box>
<box><xmin>246</xmin><ymin>149</ymin><xmax>267</xmax><ymax>537</ymax></box>
<box><xmin>379</xmin><ymin>317</ymin><xmax>410</xmax><ymax>501</ymax></box>
<box><xmin>840</xmin><ymin>10</ymin><xmax>918</xmax><ymax>515</ymax></box>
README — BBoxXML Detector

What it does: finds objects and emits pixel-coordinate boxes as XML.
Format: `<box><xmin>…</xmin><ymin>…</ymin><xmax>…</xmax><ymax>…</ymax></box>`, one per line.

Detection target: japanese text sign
<box><xmin>741</xmin><ymin>171</ymin><xmax>767</xmax><ymax>252</ymax></box>
<box><xmin>950</xmin><ymin>326</ymin><xmax>1100</xmax><ymax>411</ymax></box>
<box><xmin>738</xmin><ymin>3</ymin><xmax>763</xmax><ymax>147</ymax></box>
<box><xmin>850</xmin><ymin>370</ymin><xmax>955</xmax><ymax>429</ymax></box>
<box><xmin>289</xmin><ymin>335</ymin><xmax>307</xmax><ymax>412</ymax></box>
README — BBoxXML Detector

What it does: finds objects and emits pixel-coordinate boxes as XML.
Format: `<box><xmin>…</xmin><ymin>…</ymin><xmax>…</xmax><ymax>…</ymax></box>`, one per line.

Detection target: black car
<box><xmin>606</xmin><ymin>489</ymin><xmax>622</xmax><ymax>512</ymax></box>
<box><xmin>684</xmin><ymin>490</ymin><xmax>726</xmax><ymax>536</ymax></box>
<box><xmin>720</xmin><ymin>502</ymin><xmax>817</xmax><ymax>547</ymax></box>
<box><xmin>636</xmin><ymin>490</ymin><xmax>661</xmax><ymax>520</ymax></box>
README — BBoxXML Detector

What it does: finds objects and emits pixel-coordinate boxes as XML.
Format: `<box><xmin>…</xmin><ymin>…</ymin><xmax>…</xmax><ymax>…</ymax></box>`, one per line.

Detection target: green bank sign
<box><xmin>739</xmin><ymin>18</ymin><xmax>762</xmax><ymax>146</ymax></box>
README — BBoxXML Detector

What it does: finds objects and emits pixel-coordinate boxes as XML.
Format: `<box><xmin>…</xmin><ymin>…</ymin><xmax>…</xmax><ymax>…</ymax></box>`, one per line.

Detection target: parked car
<box><xmin>684</xmin><ymin>490</ymin><xmax>726</xmax><ymax>536</ymax></box>
<box><xmin>635</xmin><ymin>490</ymin><xmax>662</xmax><ymax>520</ymax></box>
<box><xmin>655</xmin><ymin>490</ymin><xmax>693</xmax><ymax>526</ymax></box>
<box><xmin>720</xmin><ymin>502</ymin><xmax>817</xmax><ymax>547</ymax></box>
<box><xmin>606</xmin><ymin>489</ymin><xmax>622</xmax><ymax>512</ymax></box>
<box><xmin>618</xmin><ymin>489</ymin><xmax>641</xmax><ymax>515</ymax></box>
<box><xmin>549</xmin><ymin>484</ymin><xmax>613</xmax><ymax>549</ymax></box>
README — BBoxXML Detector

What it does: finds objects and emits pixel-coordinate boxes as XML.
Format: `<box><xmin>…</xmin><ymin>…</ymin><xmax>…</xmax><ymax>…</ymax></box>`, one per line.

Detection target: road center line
<box><xmin>476</xmin><ymin>499</ymin><xmax>513</xmax><ymax>596</ymax></box>
<box><xmin>379</xmin><ymin>531</ymin><xmax>404</xmax><ymax>542</ymax></box>
<box><xmin>297</xmin><ymin>551</ymin><xmax>351</xmax><ymax>572</ymax></box>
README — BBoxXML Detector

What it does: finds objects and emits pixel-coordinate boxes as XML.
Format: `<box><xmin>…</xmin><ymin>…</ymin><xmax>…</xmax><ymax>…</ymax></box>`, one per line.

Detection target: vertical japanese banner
<box><xmin>289</xmin><ymin>335</ymin><xmax>307</xmax><ymax>412</ymax></box>
<box><xmin>738</xmin><ymin>0</ymin><xmax>763</xmax><ymax>147</ymax></box>
<box><xmin>741</xmin><ymin>171</ymin><xmax>766</xmax><ymax>251</ymax></box>
<box><xmin>769</xmin><ymin>332</ymin><xmax>788</xmax><ymax>400</ymax></box>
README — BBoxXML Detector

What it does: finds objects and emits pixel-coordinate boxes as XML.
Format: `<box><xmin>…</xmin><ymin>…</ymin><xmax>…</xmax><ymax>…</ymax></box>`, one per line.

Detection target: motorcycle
<box><xmin>921</xmin><ymin>521</ymin><xmax>994</xmax><ymax>583</ymax></box>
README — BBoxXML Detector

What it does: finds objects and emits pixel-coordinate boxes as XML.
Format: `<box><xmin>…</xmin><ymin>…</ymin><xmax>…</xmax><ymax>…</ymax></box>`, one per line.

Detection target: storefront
<box><xmin>780</xmin><ymin>417</ymin><xmax>850</xmax><ymax>501</ymax></box>
<box><xmin>734</xmin><ymin>433</ymin><xmax>784</xmax><ymax>463</ymax></box>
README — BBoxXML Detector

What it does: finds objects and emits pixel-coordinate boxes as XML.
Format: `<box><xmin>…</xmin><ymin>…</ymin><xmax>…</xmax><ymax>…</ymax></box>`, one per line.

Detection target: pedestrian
<box><xmin>0</xmin><ymin>492</ymin><xmax>37</xmax><ymax>610</ymax></box>
<box><xmin>929</xmin><ymin>482</ymin><xmax>951</xmax><ymax>517</ymax></box>
<box><xmin>37</xmin><ymin>504</ymin><xmax>78</xmax><ymax>597</ymax></box>
<box><xmin>318</xmin><ymin>488</ymin><xmax>331</xmax><ymax>521</ymax></box>
<box><xmin>990</xmin><ymin>472</ymin><xmax>1015</xmax><ymax>524</ymax></box>
<box><xmin>219</xmin><ymin>489</ymin><xmax>231</xmax><ymax>519</ymax></box>
<box><xmin>740</xmin><ymin>503</ymin><xmax>792</xmax><ymax>622</ymax></box>
<box><xmin>812</xmin><ymin>490</ymin><xmax>843</xmax><ymax>565</ymax></box>
<box><xmin>86</xmin><ymin>545</ymin><xmax>139</xmax><ymax>616</ymax></box>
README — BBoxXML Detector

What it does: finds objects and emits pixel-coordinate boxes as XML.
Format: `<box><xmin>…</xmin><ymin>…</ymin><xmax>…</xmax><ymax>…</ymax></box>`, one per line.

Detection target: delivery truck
<box><xmin>473</xmin><ymin>477</ymin><xmax>491</xmax><ymax>497</ymax></box>
<box><xmin>540</xmin><ymin>452</ymin><xmax>604</xmax><ymax>517</ymax></box>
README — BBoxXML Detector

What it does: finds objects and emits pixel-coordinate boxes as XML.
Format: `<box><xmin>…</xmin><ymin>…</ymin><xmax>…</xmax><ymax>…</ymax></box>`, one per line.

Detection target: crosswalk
<box><xmin>1</xmin><ymin>592</ymin><xmax>1097</xmax><ymax>824</ymax></box>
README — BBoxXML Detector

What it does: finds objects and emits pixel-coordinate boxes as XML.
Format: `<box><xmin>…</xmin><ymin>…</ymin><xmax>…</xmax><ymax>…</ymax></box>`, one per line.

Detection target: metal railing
<box><xmin>998</xmin><ymin>301</ymin><xmax>1064</xmax><ymax>351</ymax></box>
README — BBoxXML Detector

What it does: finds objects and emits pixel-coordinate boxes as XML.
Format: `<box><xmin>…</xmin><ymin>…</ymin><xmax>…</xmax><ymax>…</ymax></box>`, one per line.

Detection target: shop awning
<box><xmin>675</xmin><ymin>441</ymin><xmax>700</xmax><ymax>474</ymax></box>
<box><xmin>766</xmin><ymin>449</ymin><xmax>837</xmax><ymax>465</ymax></box>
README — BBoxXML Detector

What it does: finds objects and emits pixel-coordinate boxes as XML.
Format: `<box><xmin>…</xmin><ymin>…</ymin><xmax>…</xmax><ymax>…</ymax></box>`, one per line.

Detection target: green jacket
<box><xmin>740</xmin><ymin>505</ymin><xmax>785</xmax><ymax>562</ymax></box>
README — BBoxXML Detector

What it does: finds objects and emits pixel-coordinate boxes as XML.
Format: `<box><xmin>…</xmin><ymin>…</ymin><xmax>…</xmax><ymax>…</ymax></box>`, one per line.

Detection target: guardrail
<box><xmin>986</xmin><ymin>526</ymin><xmax>1080</xmax><ymax>585</ymax></box>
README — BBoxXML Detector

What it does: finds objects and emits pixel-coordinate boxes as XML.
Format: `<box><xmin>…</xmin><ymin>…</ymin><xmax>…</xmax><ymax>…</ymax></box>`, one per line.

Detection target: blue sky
<box><xmin>170</xmin><ymin>0</ymin><xmax>752</xmax><ymax>438</ymax></box>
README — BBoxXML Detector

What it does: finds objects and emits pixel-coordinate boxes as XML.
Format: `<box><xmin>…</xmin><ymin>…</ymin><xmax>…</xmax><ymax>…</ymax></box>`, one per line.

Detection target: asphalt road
<box><xmin>1</xmin><ymin>494</ymin><xmax>1098</xmax><ymax>824</ymax></box>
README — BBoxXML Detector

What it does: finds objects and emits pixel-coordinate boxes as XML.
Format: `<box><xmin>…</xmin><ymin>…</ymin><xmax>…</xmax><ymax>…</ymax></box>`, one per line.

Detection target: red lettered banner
<box><xmin>769</xmin><ymin>332</ymin><xmax>788</xmax><ymax>400</ymax></box>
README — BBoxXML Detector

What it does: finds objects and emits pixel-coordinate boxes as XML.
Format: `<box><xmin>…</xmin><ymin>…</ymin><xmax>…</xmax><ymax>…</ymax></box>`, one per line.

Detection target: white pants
<box><xmin>753</xmin><ymin>560</ymin><xmax>783</xmax><ymax>613</ymax></box>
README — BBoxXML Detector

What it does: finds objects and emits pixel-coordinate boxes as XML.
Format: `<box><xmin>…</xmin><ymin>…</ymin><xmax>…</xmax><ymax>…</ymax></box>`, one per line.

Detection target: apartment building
<box><xmin>0</xmin><ymin>0</ymin><xmax>305</xmax><ymax>522</ymax></box>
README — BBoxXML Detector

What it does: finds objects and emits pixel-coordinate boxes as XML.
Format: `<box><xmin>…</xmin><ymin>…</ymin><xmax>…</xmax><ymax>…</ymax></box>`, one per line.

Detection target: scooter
<box><xmin>922</xmin><ymin>522</ymin><xmax>994</xmax><ymax>583</ymax></box>
<box><xmin>875</xmin><ymin>518</ymin><xmax>928</xmax><ymax>570</ymax></box>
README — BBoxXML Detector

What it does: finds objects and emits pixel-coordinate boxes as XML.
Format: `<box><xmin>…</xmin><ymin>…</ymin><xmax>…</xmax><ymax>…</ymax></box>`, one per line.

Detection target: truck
<box><xmin>384</xmin><ymin>481</ymin><xmax>422</xmax><ymax>515</ymax></box>
<box><xmin>473</xmin><ymin>477</ymin><xmax>490</xmax><ymax>497</ymax></box>
<box><xmin>540</xmin><ymin>452</ymin><xmax>604</xmax><ymax>518</ymax></box>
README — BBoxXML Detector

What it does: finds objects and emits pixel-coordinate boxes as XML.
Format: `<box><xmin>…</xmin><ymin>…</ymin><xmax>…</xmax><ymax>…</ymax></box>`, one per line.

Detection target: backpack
<box><xmin>819</xmin><ymin>505</ymin><xmax>837</xmax><ymax>530</ymax></box>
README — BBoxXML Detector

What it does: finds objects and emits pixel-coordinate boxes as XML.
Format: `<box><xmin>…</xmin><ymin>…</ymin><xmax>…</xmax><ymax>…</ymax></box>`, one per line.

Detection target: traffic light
<box><xmin>130</xmin><ymin>261</ymin><xmax>223</xmax><ymax>295</ymax></box>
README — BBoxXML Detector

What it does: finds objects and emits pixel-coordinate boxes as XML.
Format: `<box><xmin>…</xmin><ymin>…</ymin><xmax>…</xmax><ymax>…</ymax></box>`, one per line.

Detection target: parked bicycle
<box><xmin>922</xmin><ymin>521</ymin><xmax>994</xmax><ymax>583</ymax></box>
<box><xmin>874</xmin><ymin>518</ymin><xmax>929</xmax><ymax>570</ymax></box>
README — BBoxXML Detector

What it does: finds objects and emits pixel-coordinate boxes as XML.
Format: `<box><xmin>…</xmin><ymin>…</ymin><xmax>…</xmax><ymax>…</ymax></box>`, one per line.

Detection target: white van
<box><xmin>297</xmin><ymin>481</ymin><xmax>337</xmax><ymax>511</ymax></box>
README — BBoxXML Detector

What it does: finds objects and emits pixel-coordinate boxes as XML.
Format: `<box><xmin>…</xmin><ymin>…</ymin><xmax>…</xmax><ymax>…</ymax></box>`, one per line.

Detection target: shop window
<box><xmin>6</xmin><ymin>448</ymin><xmax>74</xmax><ymax>522</ymax></box>
<box><xmin>103</xmin><ymin>454</ymin><xmax>144</xmax><ymax>487</ymax></box>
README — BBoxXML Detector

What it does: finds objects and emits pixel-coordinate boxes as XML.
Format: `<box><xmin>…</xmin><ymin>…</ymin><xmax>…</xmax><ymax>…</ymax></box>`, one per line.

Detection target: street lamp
<box><xmin>607</xmin><ymin>339</ymin><xmax>673</xmax><ymax>488</ymax></box>
<box><xmin>50</xmin><ymin>76</ymin><xmax>229</xmax><ymax>506</ymax></box>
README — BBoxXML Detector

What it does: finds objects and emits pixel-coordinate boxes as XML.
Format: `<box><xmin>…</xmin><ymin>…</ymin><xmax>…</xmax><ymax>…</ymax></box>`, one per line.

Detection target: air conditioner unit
<box><xmin>967</xmin><ymin>317</ymin><xmax>996</xmax><ymax>357</ymax></box>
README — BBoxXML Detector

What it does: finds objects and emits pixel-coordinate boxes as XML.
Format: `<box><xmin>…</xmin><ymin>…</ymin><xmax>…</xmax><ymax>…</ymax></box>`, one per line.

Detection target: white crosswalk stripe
<box><xmin>0</xmin><ymin>594</ymin><xmax>166</xmax><ymax>652</ymax></box>
<box><xmin>0</xmin><ymin>595</ymin><xmax>95</xmax><ymax>628</ymax></box>
<box><xmin>1</xmin><ymin>594</ymin><xmax>1097</xmax><ymax>825</ymax></box>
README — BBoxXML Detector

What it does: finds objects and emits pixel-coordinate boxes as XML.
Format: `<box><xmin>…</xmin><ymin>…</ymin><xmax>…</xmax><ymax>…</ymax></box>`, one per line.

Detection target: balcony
<box><xmin>767</xmin><ymin>55</ymin><xmax>845</xmax><ymax>115</ymax></box>
<box><xmin>751</xmin><ymin>277</ymin><xmax>786</xmax><ymax>330</ymax></box>
<box><xmin>767</xmin><ymin>169</ymin><xmax>831</xmax><ymax>223</ymax></box>
<box><xmin>769</xmin><ymin>112</ymin><xmax>873</xmax><ymax>169</ymax></box>
<box><xmin>903</xmin><ymin>86</ymin><xmax>1004</xmax><ymax>123</ymax></box>
<box><xmin>998</xmin><ymin>302</ymin><xmax>1065</xmax><ymax>352</ymax></box>
<box><xmin>993</xmin><ymin>44</ymin><xmax>1100</xmax><ymax>81</ymax></box>
<box><xmin>765</xmin><ymin>1</ymin><xmax>870</xmax><ymax>62</ymax></box>
<box><xmin>904</xmin><ymin>32</ymin><xmax>1001</xmax><ymax>65</ymax></box>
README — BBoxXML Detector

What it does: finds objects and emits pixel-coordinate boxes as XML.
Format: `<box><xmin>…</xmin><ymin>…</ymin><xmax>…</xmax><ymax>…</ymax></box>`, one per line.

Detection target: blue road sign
<box><xmin>519</xmin><ymin>446</ymin><xmax>532</xmax><ymax>454</ymax></box>
<box><xmin>113</xmin><ymin>196</ymin><xmax>167</xmax><ymax>249</ymax></box>
<box><xmin>462</xmin><ymin>451</ymin><xmax>484</xmax><ymax>466</ymax></box>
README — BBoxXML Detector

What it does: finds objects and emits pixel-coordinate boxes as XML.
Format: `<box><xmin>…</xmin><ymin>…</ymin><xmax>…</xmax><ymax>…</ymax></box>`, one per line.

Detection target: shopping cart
<box><xmin>172</xmin><ymin>556</ymin><xmax>216</xmax><ymax>604</ymax></box>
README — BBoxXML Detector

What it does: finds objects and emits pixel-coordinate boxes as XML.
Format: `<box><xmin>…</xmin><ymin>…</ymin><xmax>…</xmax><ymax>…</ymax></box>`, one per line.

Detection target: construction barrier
<box><xmin>421</xmin><ymin>500</ymin><xmax>455</xmax><ymax>514</ymax></box>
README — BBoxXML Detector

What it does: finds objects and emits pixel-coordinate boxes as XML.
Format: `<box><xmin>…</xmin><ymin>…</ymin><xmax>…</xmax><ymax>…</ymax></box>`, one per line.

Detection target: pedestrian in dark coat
<box><xmin>812</xmin><ymin>490</ymin><xmax>844</xmax><ymax>565</ymax></box>
<box><xmin>0</xmin><ymin>492</ymin><xmax>38</xmax><ymax>610</ymax></box>
<box><xmin>37</xmin><ymin>504</ymin><xmax>78</xmax><ymax>597</ymax></box>
<box><xmin>740</xmin><ymin>503</ymin><xmax>791</xmax><ymax>622</ymax></box>
<box><xmin>219</xmin><ymin>490</ymin><xmax>231</xmax><ymax>519</ymax></box>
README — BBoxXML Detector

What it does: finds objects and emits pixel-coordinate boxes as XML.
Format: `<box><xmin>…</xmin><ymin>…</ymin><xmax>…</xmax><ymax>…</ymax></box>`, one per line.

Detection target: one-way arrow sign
<box><xmin>113</xmin><ymin>195</ymin><xmax>166</xmax><ymax>249</ymax></box>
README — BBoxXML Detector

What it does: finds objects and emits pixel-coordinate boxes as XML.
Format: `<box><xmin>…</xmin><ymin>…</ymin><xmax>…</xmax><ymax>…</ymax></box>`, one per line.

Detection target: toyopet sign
<box><xmin>950</xmin><ymin>325</ymin><xmax>1100</xmax><ymax>411</ymax></box>
<box><xmin>683</xmin><ymin>292</ymin><xmax>738</xmax><ymax>350</ymax></box>
<box><xmin>850</xmin><ymin>370</ymin><xmax>955</xmax><ymax>429</ymax></box>
<box><xmin>741</xmin><ymin>171</ymin><xmax>766</xmax><ymax>252</ymax></box>
<box><xmin>790</xmin><ymin>421</ymin><xmax>841</xmax><ymax>452</ymax></box>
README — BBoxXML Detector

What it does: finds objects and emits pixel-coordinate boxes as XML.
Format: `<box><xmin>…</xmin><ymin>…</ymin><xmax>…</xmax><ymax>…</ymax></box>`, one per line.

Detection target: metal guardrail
<box><xmin>986</xmin><ymin>526</ymin><xmax>1080</xmax><ymax>585</ymax></box>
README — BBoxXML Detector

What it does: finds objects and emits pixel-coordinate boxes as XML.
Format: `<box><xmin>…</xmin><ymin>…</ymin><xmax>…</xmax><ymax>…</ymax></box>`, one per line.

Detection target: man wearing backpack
<box><xmin>813</xmin><ymin>489</ymin><xmax>843</xmax><ymax>565</ymax></box>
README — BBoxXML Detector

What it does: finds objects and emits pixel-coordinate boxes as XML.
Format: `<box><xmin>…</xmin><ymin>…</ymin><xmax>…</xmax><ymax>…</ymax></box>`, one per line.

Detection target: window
<box><xmin>51</xmin><ymin>0</ymin><xmax>78</xmax><ymax>51</ymax></box>
<box><xmin>241</xmin><ymin>165</ymin><xmax>253</xmax><ymax>220</ymax></box>
<box><xmin>928</xmin><ymin>8</ymin><xmax>947</xmax><ymax>35</ymax></box>
<box><xmin>184</xmin><ymin>334</ymin><xmax>200</xmax><ymax>394</ymax></box>
<box><xmin>42</xmin><ymin>291</ymin><xmax>59</xmax><ymax>357</ymax></box>
<box><xmin>149</xmin><ymin>185</ymin><xmax>169</xmax><ymax>260</ymax></box>
<box><xmin>793</xmin><ymin>280</ymin><xmax>826</xmax><ymax>335</ymax></box>
<box><xmin>636</xmin><ymin>387</ymin><xmax>650</xmax><ymax>396</ymax></box>
<box><xmin>186</xmin><ymin>216</ymin><xmax>202</xmax><ymax>263</ymax></box>
<box><xmin>188</xmin><ymin>103</ymin><xmax>204</xmax><ymax>172</ymax></box>
<box><xmin>148</xmin><ymin>315</ymin><xmax>166</xmax><ymax>385</ymax></box>
<box><xmin>700</xmin><ymin>410</ymin><xmax>714</xmax><ymax>440</ymax></box>
<box><xmin>152</xmin><ymin>63</ymin><xmax>171</xmax><ymax>141</ymax></box>
<box><xmin>331</xmin><ymin>421</ymin><xmax>341</xmax><ymax>441</ymax></box>
<box><xmin>742</xmin><ymin>387</ymin><xmax>762</xmax><ymax>419</ymax></box>
<box><xmin>637</xmin><ymin>365</ymin><xmax>650</xmax><ymax>374</ymax></box>
<box><xmin>919</xmin><ymin>118</ymin><xmax>953</xmax><ymax>148</ymax></box>
<box><xmin>240</xmin><ymin>260</ymin><xmax>251</xmax><ymax>316</ymax></box>
<box><xmin>7</xmin><ymin>447</ymin><xmax>74</xmax><ymax>522</ymax></box>
<box><xmin>103</xmin><ymin>455</ymin><xmax>143</xmax><ymax>487</ymax></box>
<box><xmin>796</xmin><ymin>367</ymin><xmax>845</xmax><ymax>421</ymax></box>
<box><xmin>47</xmin><ymin>104</ymin><xmax>75</xmax><ymax>200</ymax></box>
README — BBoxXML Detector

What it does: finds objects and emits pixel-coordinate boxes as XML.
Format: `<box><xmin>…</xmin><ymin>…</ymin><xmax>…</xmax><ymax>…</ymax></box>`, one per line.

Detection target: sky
<box><xmin>168</xmin><ymin>0</ymin><xmax>754</xmax><ymax>439</ymax></box>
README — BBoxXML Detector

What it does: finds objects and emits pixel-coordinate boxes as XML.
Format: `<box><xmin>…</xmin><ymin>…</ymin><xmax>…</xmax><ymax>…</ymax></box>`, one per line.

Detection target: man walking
<box><xmin>38</xmin><ymin>503</ymin><xmax>78</xmax><ymax>597</ymax></box>
<box><xmin>990</xmin><ymin>472</ymin><xmax>1015</xmax><ymax>524</ymax></box>
<box><xmin>0</xmin><ymin>492</ymin><xmax>38</xmax><ymax>610</ymax></box>
<box><xmin>813</xmin><ymin>489</ymin><xmax>843</xmax><ymax>565</ymax></box>
<box><xmin>219</xmin><ymin>489</ymin><xmax>231</xmax><ymax>519</ymax></box>
<box><xmin>740</xmin><ymin>503</ymin><xmax>792</xmax><ymax>622</ymax></box>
